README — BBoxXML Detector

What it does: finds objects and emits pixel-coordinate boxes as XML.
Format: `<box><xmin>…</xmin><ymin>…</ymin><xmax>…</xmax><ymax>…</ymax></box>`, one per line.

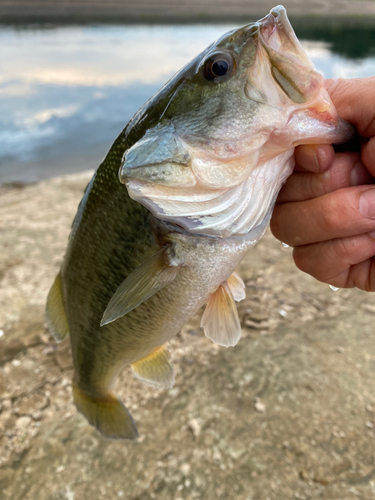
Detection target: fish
<box><xmin>46</xmin><ymin>5</ymin><xmax>352</xmax><ymax>440</ymax></box>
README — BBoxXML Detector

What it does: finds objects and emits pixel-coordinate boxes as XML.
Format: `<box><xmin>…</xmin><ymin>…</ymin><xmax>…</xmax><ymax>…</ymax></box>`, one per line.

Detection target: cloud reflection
<box><xmin>0</xmin><ymin>25</ymin><xmax>232</xmax><ymax>88</ymax></box>
<box><xmin>0</xmin><ymin>24</ymin><xmax>374</xmax><ymax>184</ymax></box>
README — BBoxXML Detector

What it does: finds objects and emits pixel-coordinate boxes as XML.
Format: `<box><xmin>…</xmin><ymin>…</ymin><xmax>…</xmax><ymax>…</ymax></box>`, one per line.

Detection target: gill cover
<box><xmin>121</xmin><ymin>123</ymin><xmax>193</xmax><ymax>187</ymax></box>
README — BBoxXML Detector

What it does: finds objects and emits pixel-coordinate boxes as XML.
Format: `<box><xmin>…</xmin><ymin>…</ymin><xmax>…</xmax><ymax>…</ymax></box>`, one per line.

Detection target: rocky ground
<box><xmin>1</xmin><ymin>173</ymin><xmax>375</xmax><ymax>499</ymax></box>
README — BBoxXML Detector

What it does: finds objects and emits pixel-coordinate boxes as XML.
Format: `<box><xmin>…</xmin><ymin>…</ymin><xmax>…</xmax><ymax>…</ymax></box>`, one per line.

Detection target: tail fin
<box><xmin>72</xmin><ymin>384</ymin><xmax>138</xmax><ymax>440</ymax></box>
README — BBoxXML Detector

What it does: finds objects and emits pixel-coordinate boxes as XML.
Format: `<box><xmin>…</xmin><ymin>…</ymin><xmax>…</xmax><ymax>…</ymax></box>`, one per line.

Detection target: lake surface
<box><xmin>1</xmin><ymin>21</ymin><xmax>375</xmax><ymax>185</ymax></box>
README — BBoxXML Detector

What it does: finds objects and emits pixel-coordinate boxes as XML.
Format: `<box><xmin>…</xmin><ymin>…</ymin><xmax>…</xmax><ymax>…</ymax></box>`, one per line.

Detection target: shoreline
<box><xmin>3</xmin><ymin>16</ymin><xmax>375</xmax><ymax>27</ymax></box>
<box><xmin>1</xmin><ymin>0</ymin><xmax>375</xmax><ymax>24</ymax></box>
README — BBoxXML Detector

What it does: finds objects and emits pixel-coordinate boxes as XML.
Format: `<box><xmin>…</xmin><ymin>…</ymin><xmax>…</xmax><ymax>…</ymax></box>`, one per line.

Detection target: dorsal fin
<box><xmin>45</xmin><ymin>271</ymin><xmax>70</xmax><ymax>342</ymax></box>
<box><xmin>131</xmin><ymin>345</ymin><xmax>175</xmax><ymax>388</ymax></box>
<box><xmin>101</xmin><ymin>247</ymin><xmax>181</xmax><ymax>326</ymax></box>
<box><xmin>201</xmin><ymin>281</ymin><xmax>241</xmax><ymax>348</ymax></box>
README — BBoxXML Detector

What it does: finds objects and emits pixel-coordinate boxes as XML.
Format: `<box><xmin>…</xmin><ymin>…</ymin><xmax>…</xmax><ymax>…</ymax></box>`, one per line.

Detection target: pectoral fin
<box><xmin>131</xmin><ymin>345</ymin><xmax>175</xmax><ymax>388</ymax></box>
<box><xmin>45</xmin><ymin>271</ymin><xmax>70</xmax><ymax>342</ymax></box>
<box><xmin>101</xmin><ymin>247</ymin><xmax>181</xmax><ymax>326</ymax></box>
<box><xmin>201</xmin><ymin>281</ymin><xmax>241</xmax><ymax>348</ymax></box>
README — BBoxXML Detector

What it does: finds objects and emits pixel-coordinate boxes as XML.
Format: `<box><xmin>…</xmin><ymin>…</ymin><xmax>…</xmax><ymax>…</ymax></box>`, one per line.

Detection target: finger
<box><xmin>277</xmin><ymin>153</ymin><xmax>372</xmax><ymax>203</ymax></box>
<box><xmin>342</xmin><ymin>258</ymin><xmax>375</xmax><ymax>291</ymax></box>
<box><xmin>294</xmin><ymin>144</ymin><xmax>335</xmax><ymax>173</ymax></box>
<box><xmin>293</xmin><ymin>232</ymin><xmax>375</xmax><ymax>291</ymax></box>
<box><xmin>325</xmin><ymin>77</ymin><xmax>375</xmax><ymax>138</ymax></box>
<box><xmin>362</xmin><ymin>136</ymin><xmax>375</xmax><ymax>177</ymax></box>
<box><xmin>271</xmin><ymin>185</ymin><xmax>375</xmax><ymax>247</ymax></box>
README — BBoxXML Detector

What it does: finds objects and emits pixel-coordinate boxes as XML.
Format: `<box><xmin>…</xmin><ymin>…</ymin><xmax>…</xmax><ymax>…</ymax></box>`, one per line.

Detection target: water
<box><xmin>1</xmin><ymin>21</ymin><xmax>375</xmax><ymax>185</ymax></box>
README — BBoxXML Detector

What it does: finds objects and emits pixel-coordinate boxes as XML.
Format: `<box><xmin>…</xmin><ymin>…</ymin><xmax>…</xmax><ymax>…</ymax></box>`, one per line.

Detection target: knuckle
<box><xmin>319</xmin><ymin>193</ymin><xmax>350</xmax><ymax>233</ymax></box>
<box><xmin>308</xmin><ymin>174</ymin><xmax>321</xmax><ymax>198</ymax></box>
<box><xmin>331</xmin><ymin>237</ymin><xmax>356</xmax><ymax>263</ymax></box>
<box><xmin>312</xmin><ymin>174</ymin><xmax>328</xmax><ymax>198</ymax></box>
<box><xmin>319</xmin><ymin>203</ymin><xmax>337</xmax><ymax>232</ymax></box>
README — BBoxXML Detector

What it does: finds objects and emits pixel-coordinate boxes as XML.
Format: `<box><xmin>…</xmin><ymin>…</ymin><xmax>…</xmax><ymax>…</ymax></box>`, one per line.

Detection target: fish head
<box><xmin>120</xmin><ymin>6</ymin><xmax>352</xmax><ymax>238</ymax></box>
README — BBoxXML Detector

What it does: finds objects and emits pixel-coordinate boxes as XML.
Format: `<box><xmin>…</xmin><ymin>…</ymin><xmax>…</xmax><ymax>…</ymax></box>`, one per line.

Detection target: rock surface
<box><xmin>1</xmin><ymin>173</ymin><xmax>375</xmax><ymax>499</ymax></box>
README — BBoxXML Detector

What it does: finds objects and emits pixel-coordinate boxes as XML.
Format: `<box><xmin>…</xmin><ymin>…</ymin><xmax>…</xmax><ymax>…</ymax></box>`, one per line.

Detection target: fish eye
<box><xmin>202</xmin><ymin>53</ymin><xmax>234</xmax><ymax>82</ymax></box>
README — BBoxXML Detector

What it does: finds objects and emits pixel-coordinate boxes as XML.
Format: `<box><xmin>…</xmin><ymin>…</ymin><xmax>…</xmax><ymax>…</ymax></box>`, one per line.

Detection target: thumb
<box><xmin>325</xmin><ymin>77</ymin><xmax>375</xmax><ymax>138</ymax></box>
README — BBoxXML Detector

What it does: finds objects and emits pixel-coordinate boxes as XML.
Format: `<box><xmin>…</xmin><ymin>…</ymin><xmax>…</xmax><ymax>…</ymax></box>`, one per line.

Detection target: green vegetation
<box><xmin>294</xmin><ymin>22</ymin><xmax>375</xmax><ymax>59</ymax></box>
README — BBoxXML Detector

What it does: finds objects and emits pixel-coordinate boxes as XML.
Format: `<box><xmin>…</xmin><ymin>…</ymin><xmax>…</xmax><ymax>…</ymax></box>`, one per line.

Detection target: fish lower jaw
<box><xmin>131</xmin><ymin>149</ymin><xmax>294</xmax><ymax>239</ymax></box>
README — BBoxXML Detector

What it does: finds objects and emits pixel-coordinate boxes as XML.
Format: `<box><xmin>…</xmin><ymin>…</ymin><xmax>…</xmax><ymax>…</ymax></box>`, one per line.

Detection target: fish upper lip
<box><xmin>239</xmin><ymin>5</ymin><xmax>290</xmax><ymax>44</ymax></box>
<box><xmin>257</xmin><ymin>5</ymin><xmax>291</xmax><ymax>43</ymax></box>
<box><xmin>256</xmin><ymin>6</ymin><xmax>315</xmax><ymax>74</ymax></box>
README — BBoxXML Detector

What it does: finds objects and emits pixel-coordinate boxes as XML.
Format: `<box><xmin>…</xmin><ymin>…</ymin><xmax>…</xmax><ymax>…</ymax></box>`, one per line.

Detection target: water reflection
<box><xmin>294</xmin><ymin>24</ymin><xmax>375</xmax><ymax>60</ymax></box>
<box><xmin>0</xmin><ymin>22</ymin><xmax>374</xmax><ymax>184</ymax></box>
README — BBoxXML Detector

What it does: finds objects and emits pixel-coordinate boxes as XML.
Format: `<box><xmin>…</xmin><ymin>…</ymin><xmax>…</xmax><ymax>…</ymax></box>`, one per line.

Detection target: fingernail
<box><xmin>314</xmin><ymin>145</ymin><xmax>333</xmax><ymax>173</ymax></box>
<box><xmin>359</xmin><ymin>189</ymin><xmax>375</xmax><ymax>218</ymax></box>
<box><xmin>351</xmin><ymin>162</ymin><xmax>368</xmax><ymax>186</ymax></box>
<box><xmin>304</xmin><ymin>145</ymin><xmax>319</xmax><ymax>172</ymax></box>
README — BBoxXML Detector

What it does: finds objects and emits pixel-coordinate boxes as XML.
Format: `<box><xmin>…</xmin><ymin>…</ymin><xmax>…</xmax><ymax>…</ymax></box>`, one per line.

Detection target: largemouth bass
<box><xmin>46</xmin><ymin>6</ymin><xmax>352</xmax><ymax>439</ymax></box>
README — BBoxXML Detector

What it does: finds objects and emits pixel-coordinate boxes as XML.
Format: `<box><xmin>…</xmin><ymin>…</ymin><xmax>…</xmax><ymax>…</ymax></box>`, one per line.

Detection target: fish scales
<box><xmin>46</xmin><ymin>6</ymin><xmax>352</xmax><ymax>439</ymax></box>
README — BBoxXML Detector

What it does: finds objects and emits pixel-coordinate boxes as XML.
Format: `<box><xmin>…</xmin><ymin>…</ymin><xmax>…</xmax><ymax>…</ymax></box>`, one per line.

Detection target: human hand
<box><xmin>271</xmin><ymin>77</ymin><xmax>375</xmax><ymax>291</ymax></box>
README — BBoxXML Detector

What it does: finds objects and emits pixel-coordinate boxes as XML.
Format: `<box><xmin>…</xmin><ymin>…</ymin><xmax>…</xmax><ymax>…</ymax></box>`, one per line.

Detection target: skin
<box><xmin>271</xmin><ymin>77</ymin><xmax>375</xmax><ymax>291</ymax></box>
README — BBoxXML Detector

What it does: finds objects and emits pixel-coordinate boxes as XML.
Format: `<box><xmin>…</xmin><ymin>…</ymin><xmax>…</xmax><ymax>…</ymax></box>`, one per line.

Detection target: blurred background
<box><xmin>2</xmin><ymin>2</ymin><xmax>375</xmax><ymax>500</ymax></box>
<box><xmin>1</xmin><ymin>0</ymin><xmax>375</xmax><ymax>184</ymax></box>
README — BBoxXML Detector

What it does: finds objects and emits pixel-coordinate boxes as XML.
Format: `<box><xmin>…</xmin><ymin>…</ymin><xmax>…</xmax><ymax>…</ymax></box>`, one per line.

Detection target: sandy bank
<box><xmin>1</xmin><ymin>173</ymin><xmax>375</xmax><ymax>498</ymax></box>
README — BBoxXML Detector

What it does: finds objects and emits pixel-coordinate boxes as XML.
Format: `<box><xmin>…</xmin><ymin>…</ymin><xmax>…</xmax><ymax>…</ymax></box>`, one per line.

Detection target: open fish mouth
<box><xmin>258</xmin><ymin>5</ymin><xmax>316</xmax><ymax>72</ymax></box>
<box><xmin>250</xmin><ymin>5</ymin><xmax>353</xmax><ymax>146</ymax></box>
<box><xmin>120</xmin><ymin>6</ymin><xmax>353</xmax><ymax>238</ymax></box>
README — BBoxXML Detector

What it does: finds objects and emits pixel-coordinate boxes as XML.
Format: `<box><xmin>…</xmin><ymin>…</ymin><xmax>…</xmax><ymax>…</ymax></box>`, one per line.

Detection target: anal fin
<box><xmin>131</xmin><ymin>345</ymin><xmax>175</xmax><ymax>389</ymax></box>
<box><xmin>45</xmin><ymin>271</ymin><xmax>70</xmax><ymax>342</ymax></box>
<box><xmin>201</xmin><ymin>281</ymin><xmax>241</xmax><ymax>348</ymax></box>
<box><xmin>72</xmin><ymin>384</ymin><xmax>138</xmax><ymax>440</ymax></box>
